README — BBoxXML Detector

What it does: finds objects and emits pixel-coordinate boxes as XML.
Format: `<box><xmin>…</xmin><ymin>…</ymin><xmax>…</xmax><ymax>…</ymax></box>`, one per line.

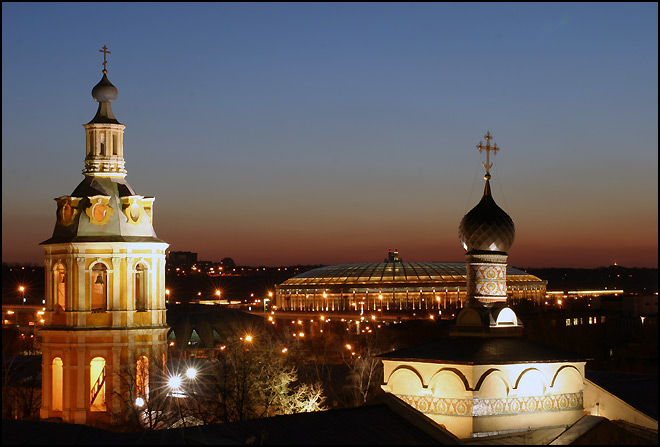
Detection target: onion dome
<box><xmin>88</xmin><ymin>72</ymin><xmax>120</xmax><ymax>124</ymax></box>
<box><xmin>91</xmin><ymin>73</ymin><xmax>118</xmax><ymax>103</ymax></box>
<box><xmin>458</xmin><ymin>175</ymin><xmax>515</xmax><ymax>253</ymax></box>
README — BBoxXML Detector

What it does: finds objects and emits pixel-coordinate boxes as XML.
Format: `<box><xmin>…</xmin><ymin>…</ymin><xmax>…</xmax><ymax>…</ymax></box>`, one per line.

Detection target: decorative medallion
<box><xmin>85</xmin><ymin>195</ymin><xmax>113</xmax><ymax>225</ymax></box>
<box><xmin>141</xmin><ymin>197</ymin><xmax>155</xmax><ymax>223</ymax></box>
<box><xmin>121</xmin><ymin>196</ymin><xmax>144</xmax><ymax>225</ymax></box>
<box><xmin>55</xmin><ymin>196</ymin><xmax>82</xmax><ymax>226</ymax></box>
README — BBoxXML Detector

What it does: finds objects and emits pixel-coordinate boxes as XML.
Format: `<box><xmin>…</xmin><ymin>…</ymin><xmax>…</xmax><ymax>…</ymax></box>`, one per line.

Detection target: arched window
<box><xmin>135</xmin><ymin>264</ymin><xmax>147</xmax><ymax>311</ymax></box>
<box><xmin>99</xmin><ymin>133</ymin><xmax>106</xmax><ymax>156</ymax></box>
<box><xmin>52</xmin><ymin>357</ymin><xmax>63</xmax><ymax>412</ymax></box>
<box><xmin>112</xmin><ymin>134</ymin><xmax>118</xmax><ymax>156</ymax></box>
<box><xmin>55</xmin><ymin>263</ymin><xmax>66</xmax><ymax>310</ymax></box>
<box><xmin>91</xmin><ymin>264</ymin><xmax>107</xmax><ymax>311</ymax></box>
<box><xmin>90</xmin><ymin>357</ymin><xmax>106</xmax><ymax>411</ymax></box>
<box><xmin>136</xmin><ymin>356</ymin><xmax>149</xmax><ymax>399</ymax></box>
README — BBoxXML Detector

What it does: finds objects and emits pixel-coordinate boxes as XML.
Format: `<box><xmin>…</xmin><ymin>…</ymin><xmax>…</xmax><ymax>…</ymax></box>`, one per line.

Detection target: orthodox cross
<box><xmin>476</xmin><ymin>131</ymin><xmax>499</xmax><ymax>175</ymax></box>
<box><xmin>99</xmin><ymin>45</ymin><xmax>111</xmax><ymax>73</ymax></box>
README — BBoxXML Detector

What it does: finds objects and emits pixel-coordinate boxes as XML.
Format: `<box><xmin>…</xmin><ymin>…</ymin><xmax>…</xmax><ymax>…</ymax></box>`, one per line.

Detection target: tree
<box><xmin>187</xmin><ymin>330</ymin><xmax>325</xmax><ymax>424</ymax></box>
<box><xmin>2</xmin><ymin>328</ymin><xmax>41</xmax><ymax>420</ymax></box>
<box><xmin>109</xmin><ymin>353</ymin><xmax>182</xmax><ymax>431</ymax></box>
<box><xmin>343</xmin><ymin>342</ymin><xmax>384</xmax><ymax>407</ymax></box>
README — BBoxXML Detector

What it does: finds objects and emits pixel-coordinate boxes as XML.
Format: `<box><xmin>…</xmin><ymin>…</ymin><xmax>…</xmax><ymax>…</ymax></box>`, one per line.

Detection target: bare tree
<box><xmin>343</xmin><ymin>346</ymin><xmax>383</xmax><ymax>407</ymax></box>
<box><xmin>109</xmin><ymin>353</ymin><xmax>181</xmax><ymax>431</ymax></box>
<box><xmin>186</xmin><ymin>330</ymin><xmax>326</xmax><ymax>424</ymax></box>
<box><xmin>2</xmin><ymin>328</ymin><xmax>41</xmax><ymax>420</ymax></box>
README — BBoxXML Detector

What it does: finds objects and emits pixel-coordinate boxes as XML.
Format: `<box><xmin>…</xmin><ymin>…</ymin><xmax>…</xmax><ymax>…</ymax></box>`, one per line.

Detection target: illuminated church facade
<box><xmin>38</xmin><ymin>48</ymin><xmax>168</xmax><ymax>425</ymax></box>
<box><xmin>380</xmin><ymin>133</ymin><xmax>589</xmax><ymax>439</ymax></box>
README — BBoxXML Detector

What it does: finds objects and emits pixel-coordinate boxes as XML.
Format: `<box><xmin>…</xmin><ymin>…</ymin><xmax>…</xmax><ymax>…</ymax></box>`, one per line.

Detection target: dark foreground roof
<box><xmin>2</xmin><ymin>396</ymin><xmax>460</xmax><ymax>445</ymax></box>
<box><xmin>586</xmin><ymin>371</ymin><xmax>658</xmax><ymax>421</ymax></box>
<box><xmin>378</xmin><ymin>336</ymin><xmax>590</xmax><ymax>365</ymax></box>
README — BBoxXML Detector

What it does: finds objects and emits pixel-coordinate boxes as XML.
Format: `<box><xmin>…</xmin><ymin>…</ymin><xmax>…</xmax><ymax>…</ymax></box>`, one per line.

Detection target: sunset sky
<box><xmin>2</xmin><ymin>3</ymin><xmax>657</xmax><ymax>268</ymax></box>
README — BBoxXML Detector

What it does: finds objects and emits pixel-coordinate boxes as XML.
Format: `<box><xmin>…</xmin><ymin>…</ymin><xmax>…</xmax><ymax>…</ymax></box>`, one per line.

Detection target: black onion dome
<box><xmin>91</xmin><ymin>73</ymin><xmax>118</xmax><ymax>103</ymax></box>
<box><xmin>88</xmin><ymin>73</ymin><xmax>120</xmax><ymax>124</ymax></box>
<box><xmin>458</xmin><ymin>178</ymin><xmax>515</xmax><ymax>253</ymax></box>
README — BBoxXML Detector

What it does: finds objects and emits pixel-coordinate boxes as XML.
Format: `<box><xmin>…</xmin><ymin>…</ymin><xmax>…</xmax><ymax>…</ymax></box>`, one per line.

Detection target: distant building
<box><xmin>167</xmin><ymin>251</ymin><xmax>197</xmax><ymax>268</ymax></box>
<box><xmin>275</xmin><ymin>249</ymin><xmax>546</xmax><ymax>313</ymax></box>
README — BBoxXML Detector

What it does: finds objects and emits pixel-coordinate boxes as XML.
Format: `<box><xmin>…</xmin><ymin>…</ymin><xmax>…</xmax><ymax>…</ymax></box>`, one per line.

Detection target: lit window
<box><xmin>55</xmin><ymin>263</ymin><xmax>66</xmax><ymax>310</ymax></box>
<box><xmin>52</xmin><ymin>357</ymin><xmax>63</xmax><ymax>412</ymax></box>
<box><xmin>136</xmin><ymin>356</ymin><xmax>149</xmax><ymax>399</ymax></box>
<box><xmin>566</xmin><ymin>319</ymin><xmax>571</xmax><ymax>326</ymax></box>
<box><xmin>573</xmin><ymin>318</ymin><xmax>578</xmax><ymax>325</ymax></box>
<box><xmin>91</xmin><ymin>264</ymin><xmax>107</xmax><ymax>311</ymax></box>
<box><xmin>90</xmin><ymin>357</ymin><xmax>106</xmax><ymax>411</ymax></box>
<box><xmin>601</xmin><ymin>316</ymin><xmax>606</xmax><ymax>323</ymax></box>
<box><xmin>135</xmin><ymin>264</ymin><xmax>147</xmax><ymax>311</ymax></box>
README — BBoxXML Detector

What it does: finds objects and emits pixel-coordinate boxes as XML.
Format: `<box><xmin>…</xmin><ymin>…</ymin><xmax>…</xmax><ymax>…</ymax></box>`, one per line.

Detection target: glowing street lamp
<box><xmin>19</xmin><ymin>286</ymin><xmax>26</xmax><ymax>303</ymax></box>
<box><xmin>186</xmin><ymin>367</ymin><xmax>197</xmax><ymax>380</ymax></box>
<box><xmin>168</xmin><ymin>374</ymin><xmax>182</xmax><ymax>391</ymax></box>
<box><xmin>264</xmin><ymin>291</ymin><xmax>272</xmax><ymax>313</ymax></box>
<box><xmin>167</xmin><ymin>374</ymin><xmax>186</xmax><ymax>427</ymax></box>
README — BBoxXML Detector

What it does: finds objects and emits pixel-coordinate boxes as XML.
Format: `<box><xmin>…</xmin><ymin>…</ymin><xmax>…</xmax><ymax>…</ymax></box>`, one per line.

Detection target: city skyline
<box><xmin>2</xmin><ymin>3</ymin><xmax>658</xmax><ymax>268</ymax></box>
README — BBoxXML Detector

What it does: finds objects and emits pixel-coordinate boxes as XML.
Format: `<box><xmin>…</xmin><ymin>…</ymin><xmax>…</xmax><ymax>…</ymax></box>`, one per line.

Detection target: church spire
<box><xmin>83</xmin><ymin>46</ymin><xmax>127</xmax><ymax>178</ymax></box>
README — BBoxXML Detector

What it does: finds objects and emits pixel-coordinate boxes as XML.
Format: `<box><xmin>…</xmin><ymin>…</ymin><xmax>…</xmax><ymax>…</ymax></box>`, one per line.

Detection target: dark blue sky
<box><xmin>2</xmin><ymin>3</ymin><xmax>658</xmax><ymax>267</ymax></box>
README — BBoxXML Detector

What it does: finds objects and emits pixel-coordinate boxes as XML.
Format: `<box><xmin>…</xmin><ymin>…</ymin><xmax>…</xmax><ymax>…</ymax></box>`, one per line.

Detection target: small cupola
<box><xmin>82</xmin><ymin>45</ymin><xmax>127</xmax><ymax>178</ymax></box>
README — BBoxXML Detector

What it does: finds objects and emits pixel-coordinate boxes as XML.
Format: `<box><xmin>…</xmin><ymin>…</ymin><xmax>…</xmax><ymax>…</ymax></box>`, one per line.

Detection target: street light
<box><xmin>264</xmin><ymin>291</ymin><xmax>272</xmax><ymax>313</ymax></box>
<box><xmin>167</xmin><ymin>374</ymin><xmax>185</xmax><ymax>427</ymax></box>
<box><xmin>19</xmin><ymin>286</ymin><xmax>25</xmax><ymax>303</ymax></box>
<box><xmin>168</xmin><ymin>374</ymin><xmax>182</xmax><ymax>391</ymax></box>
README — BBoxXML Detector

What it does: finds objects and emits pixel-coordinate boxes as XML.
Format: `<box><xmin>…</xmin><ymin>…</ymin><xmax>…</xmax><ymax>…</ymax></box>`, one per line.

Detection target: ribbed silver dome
<box><xmin>458</xmin><ymin>178</ymin><xmax>515</xmax><ymax>253</ymax></box>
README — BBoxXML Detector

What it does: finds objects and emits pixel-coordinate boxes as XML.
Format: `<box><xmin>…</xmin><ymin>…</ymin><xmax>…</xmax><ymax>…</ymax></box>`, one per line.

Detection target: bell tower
<box><xmin>38</xmin><ymin>47</ymin><xmax>169</xmax><ymax>426</ymax></box>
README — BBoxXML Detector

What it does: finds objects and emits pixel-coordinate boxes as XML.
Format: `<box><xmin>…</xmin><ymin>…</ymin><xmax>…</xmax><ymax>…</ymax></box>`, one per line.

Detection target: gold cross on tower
<box><xmin>99</xmin><ymin>45</ymin><xmax>111</xmax><ymax>73</ymax></box>
<box><xmin>476</xmin><ymin>131</ymin><xmax>499</xmax><ymax>176</ymax></box>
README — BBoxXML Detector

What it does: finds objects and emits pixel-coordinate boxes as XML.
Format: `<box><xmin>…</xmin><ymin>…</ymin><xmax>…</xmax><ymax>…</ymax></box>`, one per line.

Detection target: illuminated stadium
<box><xmin>275</xmin><ymin>250</ymin><xmax>546</xmax><ymax>312</ymax></box>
